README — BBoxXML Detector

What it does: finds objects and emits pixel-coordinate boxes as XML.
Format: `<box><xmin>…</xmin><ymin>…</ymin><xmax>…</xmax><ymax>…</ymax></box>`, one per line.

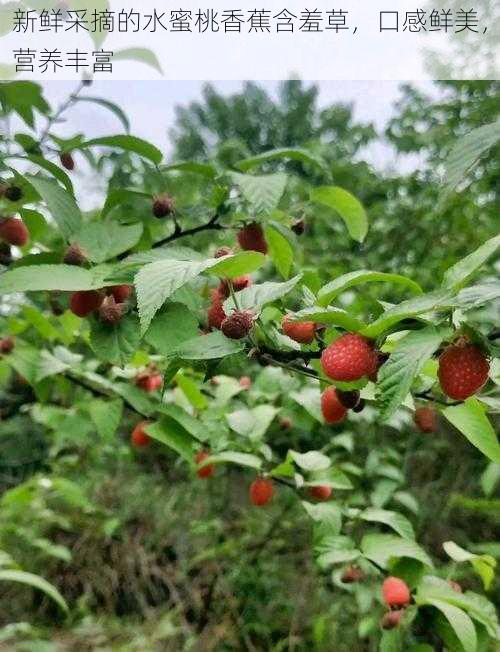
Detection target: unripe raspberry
<box><xmin>195</xmin><ymin>450</ymin><xmax>215</xmax><ymax>478</ymax></box>
<box><xmin>382</xmin><ymin>577</ymin><xmax>410</xmax><ymax>608</ymax></box>
<box><xmin>341</xmin><ymin>566</ymin><xmax>364</xmax><ymax>584</ymax></box>
<box><xmin>99</xmin><ymin>296</ymin><xmax>124</xmax><ymax>324</ymax></box>
<box><xmin>438</xmin><ymin>342</ymin><xmax>489</xmax><ymax>400</ymax></box>
<box><xmin>69</xmin><ymin>290</ymin><xmax>104</xmax><ymax>318</ymax></box>
<box><xmin>136</xmin><ymin>372</ymin><xmax>163</xmax><ymax>392</ymax></box>
<box><xmin>59</xmin><ymin>152</ymin><xmax>75</xmax><ymax>171</ymax></box>
<box><xmin>309</xmin><ymin>485</ymin><xmax>332</xmax><ymax>501</ymax></box>
<box><xmin>282</xmin><ymin>314</ymin><xmax>316</xmax><ymax>344</ymax></box>
<box><xmin>108</xmin><ymin>284</ymin><xmax>133</xmax><ymax>303</ymax></box>
<box><xmin>321</xmin><ymin>387</ymin><xmax>347</xmax><ymax>424</ymax></box>
<box><xmin>214</xmin><ymin>246</ymin><xmax>233</xmax><ymax>258</ymax></box>
<box><xmin>413</xmin><ymin>406</ymin><xmax>437</xmax><ymax>433</ymax></box>
<box><xmin>0</xmin><ymin>217</ymin><xmax>29</xmax><ymax>247</ymax></box>
<box><xmin>291</xmin><ymin>219</ymin><xmax>305</xmax><ymax>235</ymax></box>
<box><xmin>218</xmin><ymin>275</ymin><xmax>252</xmax><ymax>297</ymax></box>
<box><xmin>239</xmin><ymin>376</ymin><xmax>251</xmax><ymax>389</ymax></box>
<box><xmin>208</xmin><ymin>294</ymin><xmax>226</xmax><ymax>330</ymax></box>
<box><xmin>5</xmin><ymin>186</ymin><xmax>22</xmax><ymax>202</ymax></box>
<box><xmin>0</xmin><ymin>242</ymin><xmax>12</xmax><ymax>266</ymax></box>
<box><xmin>237</xmin><ymin>223</ymin><xmax>268</xmax><ymax>254</ymax></box>
<box><xmin>63</xmin><ymin>242</ymin><xmax>87</xmax><ymax>266</ymax></box>
<box><xmin>336</xmin><ymin>389</ymin><xmax>360</xmax><ymax>409</ymax></box>
<box><xmin>321</xmin><ymin>333</ymin><xmax>375</xmax><ymax>382</ymax></box>
<box><xmin>131</xmin><ymin>420</ymin><xmax>152</xmax><ymax>448</ymax></box>
<box><xmin>221</xmin><ymin>310</ymin><xmax>254</xmax><ymax>339</ymax></box>
<box><xmin>250</xmin><ymin>477</ymin><xmax>274</xmax><ymax>506</ymax></box>
<box><xmin>152</xmin><ymin>193</ymin><xmax>175</xmax><ymax>218</ymax></box>
<box><xmin>381</xmin><ymin>610</ymin><xmax>404</xmax><ymax>630</ymax></box>
<box><xmin>0</xmin><ymin>336</ymin><xmax>15</xmax><ymax>354</ymax></box>
<box><xmin>279</xmin><ymin>416</ymin><xmax>293</xmax><ymax>430</ymax></box>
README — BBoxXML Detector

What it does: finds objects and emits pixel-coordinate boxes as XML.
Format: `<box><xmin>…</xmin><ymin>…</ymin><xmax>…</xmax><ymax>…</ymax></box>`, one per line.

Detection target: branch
<box><xmin>37</xmin><ymin>80</ymin><xmax>86</xmax><ymax>148</ymax></box>
<box><xmin>152</xmin><ymin>213</ymin><xmax>222</xmax><ymax>250</ymax></box>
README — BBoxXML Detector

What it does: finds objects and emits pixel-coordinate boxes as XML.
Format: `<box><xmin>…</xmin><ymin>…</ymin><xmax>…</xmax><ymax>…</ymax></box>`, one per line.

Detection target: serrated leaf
<box><xmin>443</xmin><ymin>399</ymin><xmax>500</xmax><ymax>464</ymax></box>
<box><xmin>73</xmin><ymin>222</ymin><xmax>143</xmax><ymax>263</ymax></box>
<box><xmin>310</xmin><ymin>186</ymin><xmax>368</xmax><ymax>242</ymax></box>
<box><xmin>443</xmin><ymin>234</ymin><xmax>500</xmax><ymax>290</ymax></box>
<box><xmin>361</xmin><ymin>533</ymin><xmax>433</xmax><ymax>569</ymax></box>
<box><xmin>145</xmin><ymin>418</ymin><xmax>195</xmax><ymax>462</ymax></box>
<box><xmin>230</xmin><ymin>171</ymin><xmax>287</xmax><ymax>214</ymax></box>
<box><xmin>456</xmin><ymin>283</ymin><xmax>500</xmax><ymax>311</ymax></box>
<box><xmin>224</xmin><ymin>275</ymin><xmax>302</xmax><ymax>313</ymax></box>
<box><xmin>377</xmin><ymin>326</ymin><xmax>450</xmax><ymax>421</ymax></box>
<box><xmin>0</xmin><ymin>264</ymin><xmax>94</xmax><ymax>294</ymax></box>
<box><xmin>226</xmin><ymin>405</ymin><xmax>278</xmax><ymax>440</ymax></box>
<box><xmin>318</xmin><ymin>270</ymin><xmax>422</xmax><ymax>306</ymax></box>
<box><xmin>76</xmin><ymin>135</ymin><xmax>163</xmax><ymax>165</ymax></box>
<box><xmin>89</xmin><ymin>314</ymin><xmax>141</xmax><ymax>366</ymax></box>
<box><xmin>360</xmin><ymin>508</ymin><xmax>415</xmax><ymax>540</ymax></box>
<box><xmin>173</xmin><ymin>331</ymin><xmax>245</xmax><ymax>360</ymax></box>
<box><xmin>89</xmin><ymin>399</ymin><xmax>123</xmax><ymax>440</ymax></box>
<box><xmin>208</xmin><ymin>251</ymin><xmax>266</xmax><ymax>277</ymax></box>
<box><xmin>145</xmin><ymin>303</ymin><xmax>199</xmax><ymax>356</ymax></box>
<box><xmin>26</xmin><ymin>174</ymin><xmax>81</xmax><ymax>238</ymax></box>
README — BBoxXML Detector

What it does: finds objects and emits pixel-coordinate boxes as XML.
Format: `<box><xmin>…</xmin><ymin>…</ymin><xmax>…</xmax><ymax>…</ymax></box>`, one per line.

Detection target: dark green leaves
<box><xmin>230</xmin><ymin>172</ymin><xmax>287</xmax><ymax>214</ymax></box>
<box><xmin>443</xmin><ymin>399</ymin><xmax>500</xmax><ymax>464</ymax></box>
<box><xmin>72</xmin><ymin>222</ymin><xmax>143</xmax><ymax>263</ymax></box>
<box><xmin>90</xmin><ymin>315</ymin><xmax>141</xmax><ymax>366</ymax></box>
<box><xmin>26</xmin><ymin>175</ymin><xmax>81</xmax><ymax>238</ymax></box>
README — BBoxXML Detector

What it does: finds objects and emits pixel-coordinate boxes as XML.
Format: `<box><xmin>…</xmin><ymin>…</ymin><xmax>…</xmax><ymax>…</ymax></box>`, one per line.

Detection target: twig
<box><xmin>151</xmin><ymin>213</ymin><xmax>222</xmax><ymax>250</ymax></box>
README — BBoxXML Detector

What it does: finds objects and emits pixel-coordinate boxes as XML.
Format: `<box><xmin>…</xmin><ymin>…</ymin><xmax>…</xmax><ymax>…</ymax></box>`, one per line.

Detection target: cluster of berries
<box><xmin>69</xmin><ymin>285</ymin><xmax>133</xmax><ymax>324</ymax></box>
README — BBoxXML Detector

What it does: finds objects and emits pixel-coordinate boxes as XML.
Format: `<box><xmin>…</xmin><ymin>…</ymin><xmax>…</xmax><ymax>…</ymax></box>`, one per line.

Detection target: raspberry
<box><xmin>239</xmin><ymin>376</ymin><xmax>252</xmax><ymax>389</ymax></box>
<box><xmin>136</xmin><ymin>372</ymin><xmax>163</xmax><ymax>392</ymax></box>
<box><xmin>321</xmin><ymin>387</ymin><xmax>347</xmax><ymax>424</ymax></box>
<box><xmin>63</xmin><ymin>242</ymin><xmax>87</xmax><ymax>266</ymax></box>
<box><xmin>249</xmin><ymin>477</ymin><xmax>274</xmax><ymax>506</ymax></box>
<box><xmin>131</xmin><ymin>421</ymin><xmax>152</xmax><ymax>448</ymax></box>
<box><xmin>237</xmin><ymin>223</ymin><xmax>268</xmax><ymax>254</ymax></box>
<box><xmin>0</xmin><ymin>217</ymin><xmax>29</xmax><ymax>247</ymax></box>
<box><xmin>99</xmin><ymin>296</ymin><xmax>124</xmax><ymax>324</ymax></box>
<box><xmin>218</xmin><ymin>275</ymin><xmax>252</xmax><ymax>297</ymax></box>
<box><xmin>69</xmin><ymin>290</ymin><xmax>104</xmax><ymax>318</ymax></box>
<box><xmin>5</xmin><ymin>186</ymin><xmax>22</xmax><ymax>202</ymax></box>
<box><xmin>214</xmin><ymin>246</ymin><xmax>233</xmax><ymax>258</ymax></box>
<box><xmin>336</xmin><ymin>389</ymin><xmax>360</xmax><ymax>409</ymax></box>
<box><xmin>207</xmin><ymin>293</ymin><xmax>226</xmax><ymax>330</ymax></box>
<box><xmin>152</xmin><ymin>193</ymin><xmax>175</xmax><ymax>218</ymax></box>
<box><xmin>108</xmin><ymin>284</ymin><xmax>133</xmax><ymax>303</ymax></box>
<box><xmin>309</xmin><ymin>485</ymin><xmax>332</xmax><ymax>501</ymax></box>
<box><xmin>291</xmin><ymin>219</ymin><xmax>305</xmax><ymax>235</ymax></box>
<box><xmin>381</xmin><ymin>610</ymin><xmax>404</xmax><ymax>630</ymax></box>
<box><xmin>382</xmin><ymin>577</ymin><xmax>410</xmax><ymax>608</ymax></box>
<box><xmin>438</xmin><ymin>343</ymin><xmax>489</xmax><ymax>400</ymax></box>
<box><xmin>0</xmin><ymin>336</ymin><xmax>15</xmax><ymax>354</ymax></box>
<box><xmin>341</xmin><ymin>566</ymin><xmax>364</xmax><ymax>584</ymax></box>
<box><xmin>221</xmin><ymin>310</ymin><xmax>254</xmax><ymax>339</ymax></box>
<box><xmin>279</xmin><ymin>416</ymin><xmax>293</xmax><ymax>430</ymax></box>
<box><xmin>195</xmin><ymin>450</ymin><xmax>215</xmax><ymax>478</ymax></box>
<box><xmin>282</xmin><ymin>314</ymin><xmax>316</xmax><ymax>344</ymax></box>
<box><xmin>413</xmin><ymin>406</ymin><xmax>437</xmax><ymax>433</ymax></box>
<box><xmin>321</xmin><ymin>333</ymin><xmax>375</xmax><ymax>382</ymax></box>
<box><xmin>59</xmin><ymin>152</ymin><xmax>75</xmax><ymax>171</ymax></box>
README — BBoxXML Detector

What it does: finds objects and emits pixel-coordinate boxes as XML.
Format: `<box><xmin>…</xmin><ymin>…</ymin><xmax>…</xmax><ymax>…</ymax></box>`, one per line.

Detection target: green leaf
<box><xmin>224</xmin><ymin>275</ymin><xmax>302</xmax><ymax>313</ymax></box>
<box><xmin>480</xmin><ymin>462</ymin><xmax>500</xmax><ymax>497</ymax></box>
<box><xmin>162</xmin><ymin>161</ymin><xmax>217</xmax><ymax>178</ymax></box>
<box><xmin>443</xmin><ymin>399</ymin><xmax>500</xmax><ymax>464</ymax></box>
<box><xmin>426</xmin><ymin>600</ymin><xmax>477</xmax><ymax>652</ymax></box>
<box><xmin>202</xmin><ymin>451</ymin><xmax>262</xmax><ymax>470</ymax></box>
<box><xmin>442</xmin><ymin>234</ymin><xmax>500</xmax><ymax>290</ymax></box>
<box><xmin>173</xmin><ymin>331</ymin><xmax>246</xmax><ymax>360</ymax></box>
<box><xmin>290</xmin><ymin>387</ymin><xmax>322</xmax><ymax>422</ymax></box>
<box><xmin>101</xmin><ymin>188</ymin><xmax>151</xmax><ymax>218</ymax></box>
<box><xmin>456</xmin><ymin>283</ymin><xmax>500</xmax><ymax>311</ymax></box>
<box><xmin>377</xmin><ymin>326</ymin><xmax>450</xmax><ymax>421</ymax></box>
<box><xmin>230</xmin><ymin>171</ymin><xmax>287</xmax><ymax>214</ymax></box>
<box><xmin>8</xmin><ymin>155</ymin><xmax>73</xmax><ymax>193</ymax></box>
<box><xmin>113</xmin><ymin>47</ymin><xmax>163</xmax><ymax>74</ymax></box>
<box><xmin>359</xmin><ymin>508</ymin><xmax>415</xmax><ymax>540</ymax></box>
<box><xmin>145</xmin><ymin>418</ymin><xmax>195</xmax><ymax>463</ymax></box>
<box><xmin>289</xmin><ymin>450</ymin><xmax>331</xmax><ymax>472</ymax></box>
<box><xmin>74</xmin><ymin>96</ymin><xmax>130</xmax><ymax>132</ymax></box>
<box><xmin>89</xmin><ymin>399</ymin><xmax>123</xmax><ymax>440</ymax></box>
<box><xmin>145</xmin><ymin>303</ymin><xmax>199</xmax><ymax>356</ymax></box>
<box><xmin>175</xmin><ymin>372</ymin><xmax>208</xmax><ymax>410</ymax></box>
<box><xmin>226</xmin><ymin>405</ymin><xmax>278</xmax><ymax>440</ymax></box>
<box><xmin>361</xmin><ymin>290</ymin><xmax>454</xmax><ymax>339</ymax></box>
<box><xmin>89</xmin><ymin>314</ymin><xmax>141</xmax><ymax>366</ymax></box>
<box><xmin>75</xmin><ymin>135</ymin><xmax>163</xmax><ymax>165</ymax></box>
<box><xmin>158</xmin><ymin>404</ymin><xmax>208</xmax><ymax>442</ymax></box>
<box><xmin>0</xmin><ymin>569</ymin><xmax>68</xmax><ymax>612</ymax></box>
<box><xmin>73</xmin><ymin>222</ymin><xmax>143</xmax><ymax>263</ymax></box>
<box><xmin>318</xmin><ymin>270</ymin><xmax>422</xmax><ymax>307</ymax></box>
<box><xmin>305</xmin><ymin>467</ymin><xmax>353</xmax><ymax>490</ymax></box>
<box><xmin>208</xmin><ymin>251</ymin><xmax>266</xmax><ymax>278</ymax></box>
<box><xmin>361</xmin><ymin>533</ymin><xmax>433</xmax><ymax>569</ymax></box>
<box><xmin>0</xmin><ymin>81</ymin><xmax>50</xmax><ymax>128</ymax></box>
<box><xmin>301</xmin><ymin>501</ymin><xmax>343</xmax><ymax>529</ymax></box>
<box><xmin>310</xmin><ymin>186</ymin><xmax>368</xmax><ymax>242</ymax></box>
<box><xmin>236</xmin><ymin>147</ymin><xmax>327</xmax><ymax>172</ymax></box>
<box><xmin>0</xmin><ymin>264</ymin><xmax>94</xmax><ymax>294</ymax></box>
<box><xmin>443</xmin><ymin>541</ymin><xmax>496</xmax><ymax>591</ymax></box>
<box><xmin>442</xmin><ymin>119</ymin><xmax>500</xmax><ymax>196</ymax></box>
<box><xmin>264</xmin><ymin>223</ymin><xmax>294</xmax><ymax>279</ymax></box>
<box><xmin>290</xmin><ymin>307</ymin><xmax>366</xmax><ymax>332</ymax></box>
<box><xmin>26</xmin><ymin>174</ymin><xmax>81</xmax><ymax>238</ymax></box>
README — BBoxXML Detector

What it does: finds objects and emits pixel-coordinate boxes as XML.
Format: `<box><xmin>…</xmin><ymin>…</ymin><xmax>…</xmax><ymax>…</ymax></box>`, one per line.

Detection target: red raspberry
<box><xmin>99</xmin><ymin>296</ymin><xmax>125</xmax><ymax>324</ymax></box>
<box><xmin>131</xmin><ymin>421</ymin><xmax>152</xmax><ymax>448</ymax></box>
<box><xmin>221</xmin><ymin>310</ymin><xmax>254</xmax><ymax>339</ymax></box>
<box><xmin>237</xmin><ymin>223</ymin><xmax>268</xmax><ymax>254</ymax></box>
<box><xmin>218</xmin><ymin>275</ymin><xmax>252</xmax><ymax>297</ymax></box>
<box><xmin>341</xmin><ymin>566</ymin><xmax>364</xmax><ymax>584</ymax></box>
<box><xmin>63</xmin><ymin>242</ymin><xmax>87</xmax><ymax>266</ymax></box>
<box><xmin>136</xmin><ymin>372</ymin><xmax>163</xmax><ymax>392</ymax></box>
<box><xmin>438</xmin><ymin>343</ymin><xmax>489</xmax><ymax>400</ymax></box>
<box><xmin>381</xmin><ymin>610</ymin><xmax>404</xmax><ymax>630</ymax></box>
<box><xmin>0</xmin><ymin>336</ymin><xmax>15</xmax><ymax>354</ymax></box>
<box><xmin>249</xmin><ymin>477</ymin><xmax>274</xmax><ymax>506</ymax></box>
<box><xmin>413</xmin><ymin>406</ymin><xmax>437</xmax><ymax>433</ymax></box>
<box><xmin>207</xmin><ymin>293</ymin><xmax>226</xmax><ymax>330</ymax></box>
<box><xmin>59</xmin><ymin>152</ymin><xmax>75</xmax><ymax>171</ymax></box>
<box><xmin>309</xmin><ymin>485</ymin><xmax>332</xmax><ymax>501</ymax></box>
<box><xmin>282</xmin><ymin>314</ymin><xmax>316</xmax><ymax>344</ymax></box>
<box><xmin>321</xmin><ymin>387</ymin><xmax>347</xmax><ymax>424</ymax></box>
<box><xmin>196</xmin><ymin>450</ymin><xmax>215</xmax><ymax>478</ymax></box>
<box><xmin>321</xmin><ymin>333</ymin><xmax>375</xmax><ymax>382</ymax></box>
<box><xmin>0</xmin><ymin>217</ymin><xmax>29</xmax><ymax>247</ymax></box>
<box><xmin>69</xmin><ymin>290</ymin><xmax>104</xmax><ymax>317</ymax></box>
<box><xmin>109</xmin><ymin>284</ymin><xmax>133</xmax><ymax>302</ymax></box>
<box><xmin>239</xmin><ymin>376</ymin><xmax>252</xmax><ymax>389</ymax></box>
<box><xmin>152</xmin><ymin>193</ymin><xmax>175</xmax><ymax>218</ymax></box>
<box><xmin>382</xmin><ymin>577</ymin><xmax>410</xmax><ymax>608</ymax></box>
